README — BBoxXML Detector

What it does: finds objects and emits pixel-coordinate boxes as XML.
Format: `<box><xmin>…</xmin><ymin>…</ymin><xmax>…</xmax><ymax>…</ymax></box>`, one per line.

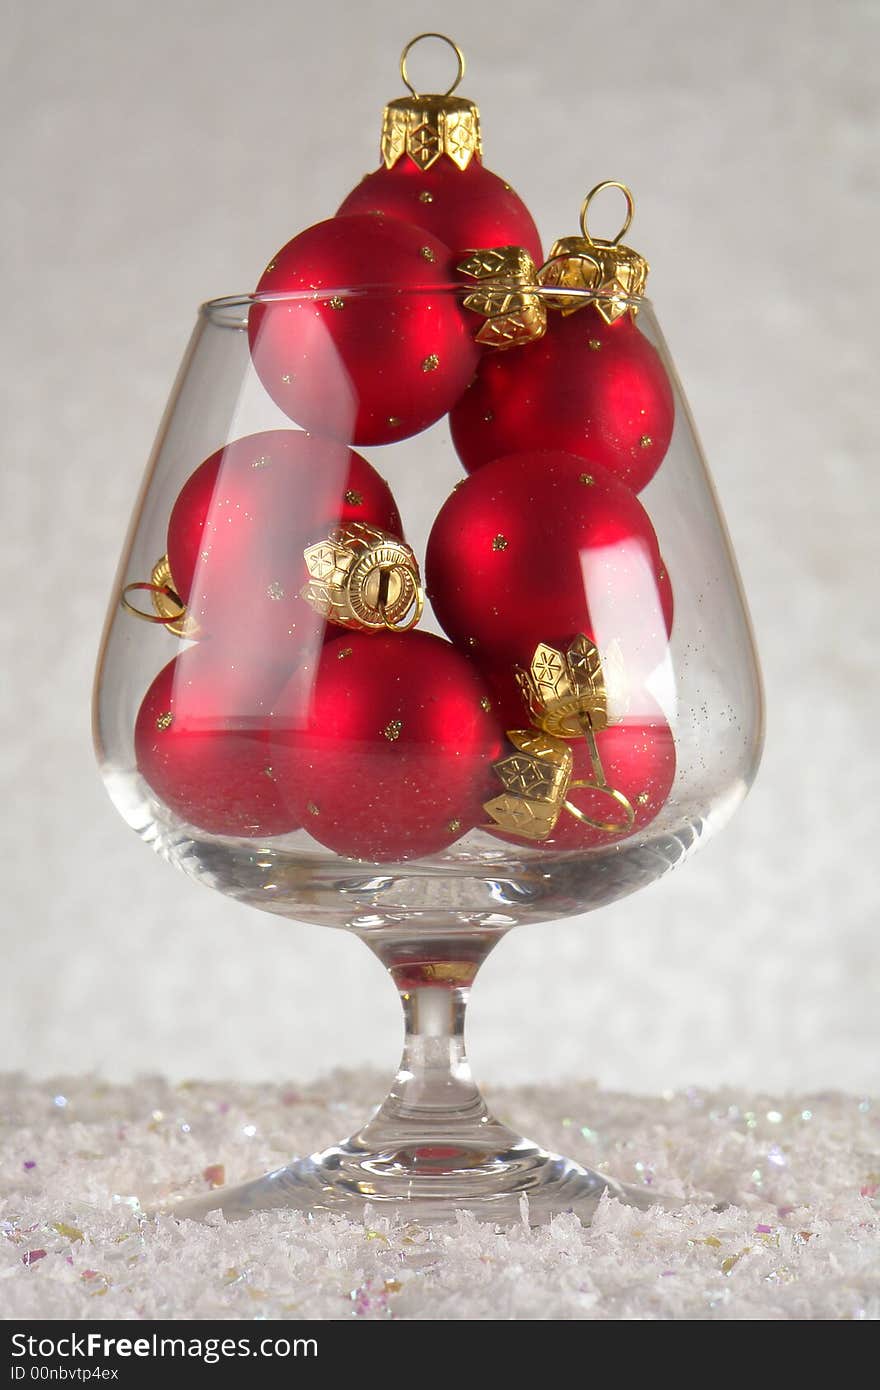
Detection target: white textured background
<box><xmin>1</xmin><ymin>0</ymin><xmax>877</xmax><ymax>1094</ymax></box>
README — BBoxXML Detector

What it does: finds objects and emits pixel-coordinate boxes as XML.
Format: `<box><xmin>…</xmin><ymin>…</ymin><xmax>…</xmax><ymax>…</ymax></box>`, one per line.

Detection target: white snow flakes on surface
<box><xmin>1</xmin><ymin>1072</ymin><xmax>877</xmax><ymax>1320</ymax></box>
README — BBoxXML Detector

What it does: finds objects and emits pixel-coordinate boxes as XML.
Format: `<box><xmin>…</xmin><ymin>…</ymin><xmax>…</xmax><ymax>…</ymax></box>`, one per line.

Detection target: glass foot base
<box><xmin>168</xmin><ymin>1134</ymin><xmax>667</xmax><ymax>1226</ymax></box>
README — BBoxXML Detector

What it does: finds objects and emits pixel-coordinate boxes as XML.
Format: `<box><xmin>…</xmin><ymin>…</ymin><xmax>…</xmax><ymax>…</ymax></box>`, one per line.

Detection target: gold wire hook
<box><xmin>579</xmin><ymin>180</ymin><xmax>636</xmax><ymax>247</ymax></box>
<box><xmin>400</xmin><ymin>33</ymin><xmax>466</xmax><ymax>98</ymax></box>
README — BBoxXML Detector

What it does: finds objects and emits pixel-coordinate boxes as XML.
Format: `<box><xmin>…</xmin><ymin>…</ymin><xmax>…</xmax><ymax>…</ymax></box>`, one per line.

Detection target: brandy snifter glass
<box><xmin>93</xmin><ymin>284</ymin><xmax>763</xmax><ymax>1223</ymax></box>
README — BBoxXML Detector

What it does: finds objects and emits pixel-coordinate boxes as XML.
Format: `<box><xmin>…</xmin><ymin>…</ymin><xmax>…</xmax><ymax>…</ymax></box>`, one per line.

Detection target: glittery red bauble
<box><xmin>450</xmin><ymin>311</ymin><xmax>674</xmax><ymax>492</ymax></box>
<box><xmin>425</xmin><ymin>451</ymin><xmax>673</xmax><ymax>691</ymax></box>
<box><xmin>271</xmin><ymin>631</ymin><xmax>503</xmax><ymax>862</ymax></box>
<box><xmin>337</xmin><ymin>158</ymin><xmax>542</xmax><ymax>263</ymax></box>
<box><xmin>248</xmin><ymin>215</ymin><xmax>480</xmax><ymax>445</ymax></box>
<box><xmin>487</xmin><ymin>700</ymin><xmax>676</xmax><ymax>850</ymax></box>
<box><xmin>135</xmin><ymin>646</ymin><xmax>301</xmax><ymax>838</ymax></box>
<box><xmin>167</xmin><ymin>429</ymin><xmax>401</xmax><ymax>646</ymax></box>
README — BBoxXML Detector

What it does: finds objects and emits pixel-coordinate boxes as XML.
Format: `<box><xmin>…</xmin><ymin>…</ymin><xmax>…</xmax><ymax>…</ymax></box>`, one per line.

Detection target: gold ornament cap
<box><xmin>381</xmin><ymin>34</ymin><xmax>482</xmax><ymax>171</ymax></box>
<box><xmin>302</xmin><ymin>522</ymin><xmax>424</xmax><ymax>633</ymax></box>
<box><xmin>483</xmin><ymin>727</ymin><xmax>635</xmax><ymax>841</ymax></box>
<box><xmin>484</xmin><ymin>730</ymin><xmax>574</xmax><ymax>841</ymax></box>
<box><xmin>458</xmin><ymin>246</ymin><xmax>547</xmax><ymax>350</ymax></box>
<box><xmin>516</xmin><ymin>634</ymin><xmax>626</xmax><ymax>738</ymax></box>
<box><xmin>537</xmin><ymin>181</ymin><xmax>649</xmax><ymax>324</ymax></box>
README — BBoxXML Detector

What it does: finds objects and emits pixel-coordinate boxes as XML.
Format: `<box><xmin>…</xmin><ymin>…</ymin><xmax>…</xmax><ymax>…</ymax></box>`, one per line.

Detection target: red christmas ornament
<box><xmin>166</xmin><ymin>430</ymin><xmax>401</xmax><ymax>646</ymax></box>
<box><xmin>486</xmin><ymin>700</ymin><xmax>676</xmax><ymax>850</ymax></box>
<box><xmin>337</xmin><ymin>33</ymin><xmax>541</xmax><ymax>262</ymax></box>
<box><xmin>449</xmin><ymin>311</ymin><xmax>674</xmax><ymax>492</ymax></box>
<box><xmin>135</xmin><ymin>646</ymin><xmax>301</xmax><ymax>838</ymax></box>
<box><xmin>271</xmin><ymin>631</ymin><xmax>504</xmax><ymax>862</ymax></box>
<box><xmin>425</xmin><ymin>451</ymin><xmax>673</xmax><ymax>690</ymax></box>
<box><xmin>339</xmin><ymin>159</ymin><xmax>541</xmax><ymax>264</ymax></box>
<box><xmin>248</xmin><ymin>215</ymin><xmax>480</xmax><ymax>446</ymax></box>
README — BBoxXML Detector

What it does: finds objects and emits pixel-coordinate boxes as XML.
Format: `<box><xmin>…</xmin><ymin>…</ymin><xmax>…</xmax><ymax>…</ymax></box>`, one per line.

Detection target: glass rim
<box><xmin>200</xmin><ymin>285</ymin><xmax>651</xmax><ymax>328</ymax></box>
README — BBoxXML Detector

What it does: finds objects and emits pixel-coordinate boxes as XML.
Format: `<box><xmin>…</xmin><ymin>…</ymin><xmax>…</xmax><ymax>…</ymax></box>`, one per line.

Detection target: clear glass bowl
<box><xmin>93</xmin><ymin>285</ymin><xmax>763</xmax><ymax>1223</ymax></box>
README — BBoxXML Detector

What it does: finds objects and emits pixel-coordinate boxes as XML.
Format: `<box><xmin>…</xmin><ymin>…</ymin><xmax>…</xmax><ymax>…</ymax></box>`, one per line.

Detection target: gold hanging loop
<box><xmin>121</xmin><ymin>581</ymin><xmax>181</xmax><ymax>624</ymax></box>
<box><xmin>380</xmin><ymin>582</ymin><xmax>425</xmax><ymax>634</ymax></box>
<box><xmin>120</xmin><ymin>556</ymin><xmax>193</xmax><ymax>636</ymax></box>
<box><xmin>563</xmin><ymin>782</ymin><xmax>636</xmax><ymax>835</ymax></box>
<box><xmin>562</xmin><ymin>712</ymin><xmax>636</xmax><ymax>834</ymax></box>
<box><xmin>562</xmin><ymin>716</ymin><xmax>636</xmax><ymax>833</ymax></box>
<box><xmin>400</xmin><ymin>32</ymin><xmax>466</xmax><ymax>97</ymax></box>
<box><xmin>579</xmin><ymin>180</ymin><xmax>635</xmax><ymax>247</ymax></box>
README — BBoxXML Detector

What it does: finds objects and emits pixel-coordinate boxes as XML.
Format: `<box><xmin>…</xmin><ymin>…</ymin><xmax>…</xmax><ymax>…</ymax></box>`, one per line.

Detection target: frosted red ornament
<box><xmin>425</xmin><ymin>451</ymin><xmax>673</xmax><ymax>691</ymax></box>
<box><xmin>248</xmin><ymin>215</ymin><xmax>480</xmax><ymax>445</ymax></box>
<box><xmin>271</xmin><ymin>631</ymin><xmax>504</xmax><ymax>862</ymax></box>
<box><xmin>449</xmin><ymin>311</ymin><xmax>674</xmax><ymax>491</ymax></box>
<box><xmin>135</xmin><ymin>646</ymin><xmax>300</xmax><ymax>838</ymax></box>
<box><xmin>339</xmin><ymin>158</ymin><xmax>541</xmax><ymax>264</ymax></box>
<box><xmin>166</xmin><ymin>429</ymin><xmax>401</xmax><ymax>646</ymax></box>
<box><xmin>337</xmin><ymin>32</ymin><xmax>541</xmax><ymax>262</ymax></box>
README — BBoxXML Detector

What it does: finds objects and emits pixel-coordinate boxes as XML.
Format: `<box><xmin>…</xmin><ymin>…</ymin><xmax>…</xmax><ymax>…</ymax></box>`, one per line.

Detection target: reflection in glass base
<box><xmin>103</xmin><ymin>769</ymin><xmax>747</xmax><ymax>934</ymax></box>
<box><xmin>168</xmin><ymin>1132</ymin><xmax>664</xmax><ymax>1227</ymax></box>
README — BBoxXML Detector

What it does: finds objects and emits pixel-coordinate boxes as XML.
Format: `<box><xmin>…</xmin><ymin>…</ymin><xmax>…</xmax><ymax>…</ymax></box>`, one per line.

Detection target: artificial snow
<box><xmin>1</xmin><ymin>1072</ymin><xmax>877</xmax><ymax>1320</ymax></box>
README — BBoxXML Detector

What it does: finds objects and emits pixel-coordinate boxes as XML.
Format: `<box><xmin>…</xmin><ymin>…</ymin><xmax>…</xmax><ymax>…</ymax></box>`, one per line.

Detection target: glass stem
<box><xmin>383</xmin><ymin>978</ymin><xmax>486</xmax><ymax>1127</ymax></box>
<box><xmin>356</xmin><ymin>937</ymin><xmax>509</xmax><ymax>1152</ymax></box>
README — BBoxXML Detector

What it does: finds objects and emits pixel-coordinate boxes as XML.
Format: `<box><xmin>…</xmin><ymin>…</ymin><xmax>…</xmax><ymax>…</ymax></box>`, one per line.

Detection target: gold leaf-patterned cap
<box><xmin>484</xmin><ymin>730</ymin><xmax>573</xmax><ymax>841</ymax></box>
<box><xmin>458</xmin><ymin>246</ymin><xmax>547</xmax><ymax>350</ymax></box>
<box><xmin>516</xmin><ymin>634</ymin><xmax>618</xmax><ymax>738</ymax></box>
<box><xmin>382</xmin><ymin>95</ymin><xmax>481</xmax><ymax>171</ymax></box>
